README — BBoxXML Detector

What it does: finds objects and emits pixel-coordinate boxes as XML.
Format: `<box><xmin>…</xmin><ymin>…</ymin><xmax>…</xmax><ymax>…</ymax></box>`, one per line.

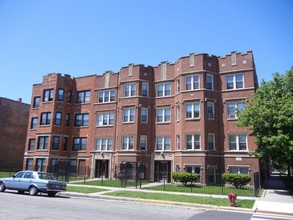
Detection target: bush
<box><xmin>172</xmin><ymin>172</ymin><xmax>199</xmax><ymax>186</ymax></box>
<box><xmin>222</xmin><ymin>173</ymin><xmax>251</xmax><ymax>189</ymax></box>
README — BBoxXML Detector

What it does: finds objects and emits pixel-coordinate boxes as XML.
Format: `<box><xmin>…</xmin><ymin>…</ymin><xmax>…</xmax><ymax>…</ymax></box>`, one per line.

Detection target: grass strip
<box><xmin>105</xmin><ymin>191</ymin><xmax>255</xmax><ymax>209</ymax></box>
<box><xmin>66</xmin><ymin>186</ymin><xmax>108</xmax><ymax>194</ymax></box>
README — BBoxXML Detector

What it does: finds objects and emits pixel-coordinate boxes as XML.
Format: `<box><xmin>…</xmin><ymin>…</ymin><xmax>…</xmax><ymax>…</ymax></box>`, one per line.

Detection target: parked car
<box><xmin>0</xmin><ymin>170</ymin><xmax>66</xmax><ymax>197</ymax></box>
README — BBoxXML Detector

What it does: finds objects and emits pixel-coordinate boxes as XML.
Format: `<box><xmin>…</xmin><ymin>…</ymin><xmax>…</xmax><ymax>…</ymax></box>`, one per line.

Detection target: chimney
<box><xmin>18</xmin><ymin>98</ymin><xmax>22</xmax><ymax>103</ymax></box>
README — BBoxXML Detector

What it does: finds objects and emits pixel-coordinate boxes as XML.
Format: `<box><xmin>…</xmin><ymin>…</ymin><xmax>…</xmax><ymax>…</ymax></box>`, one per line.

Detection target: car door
<box><xmin>5</xmin><ymin>171</ymin><xmax>25</xmax><ymax>189</ymax></box>
<box><xmin>21</xmin><ymin>171</ymin><xmax>34</xmax><ymax>190</ymax></box>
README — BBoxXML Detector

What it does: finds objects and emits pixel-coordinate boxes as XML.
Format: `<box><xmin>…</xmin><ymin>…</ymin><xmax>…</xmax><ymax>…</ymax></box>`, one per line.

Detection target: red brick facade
<box><xmin>0</xmin><ymin>98</ymin><xmax>30</xmax><ymax>171</ymax></box>
<box><xmin>24</xmin><ymin>51</ymin><xmax>260</xmax><ymax>184</ymax></box>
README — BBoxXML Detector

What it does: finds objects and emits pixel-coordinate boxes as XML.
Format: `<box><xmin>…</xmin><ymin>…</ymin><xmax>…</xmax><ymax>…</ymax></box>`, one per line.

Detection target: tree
<box><xmin>237</xmin><ymin>68</ymin><xmax>293</xmax><ymax>177</ymax></box>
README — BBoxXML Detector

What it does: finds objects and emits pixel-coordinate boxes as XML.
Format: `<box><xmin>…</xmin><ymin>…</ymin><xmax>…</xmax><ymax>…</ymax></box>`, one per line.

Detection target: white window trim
<box><xmin>156</xmin><ymin>136</ymin><xmax>171</xmax><ymax>151</ymax></box>
<box><xmin>124</xmin><ymin>83</ymin><xmax>136</xmax><ymax>97</ymax></box>
<box><xmin>207</xmin><ymin>102</ymin><xmax>214</xmax><ymax>119</ymax></box>
<box><xmin>122</xmin><ymin>136</ymin><xmax>134</xmax><ymax>151</ymax></box>
<box><xmin>206</xmin><ymin>74</ymin><xmax>214</xmax><ymax>90</ymax></box>
<box><xmin>185</xmin><ymin>75</ymin><xmax>200</xmax><ymax>90</ymax></box>
<box><xmin>227</xmin><ymin>102</ymin><xmax>244</xmax><ymax>119</ymax></box>
<box><xmin>123</xmin><ymin>108</ymin><xmax>135</xmax><ymax>123</ymax></box>
<box><xmin>185</xmin><ymin>103</ymin><xmax>200</xmax><ymax>120</ymax></box>
<box><xmin>141</xmin><ymin>108</ymin><xmax>148</xmax><ymax>123</ymax></box>
<box><xmin>140</xmin><ymin>135</ymin><xmax>147</xmax><ymax>151</ymax></box>
<box><xmin>95</xmin><ymin>138</ymin><xmax>112</xmax><ymax>151</ymax></box>
<box><xmin>226</xmin><ymin>73</ymin><xmax>244</xmax><ymax>90</ymax></box>
<box><xmin>96</xmin><ymin>112</ymin><xmax>114</xmax><ymax>126</ymax></box>
<box><xmin>156</xmin><ymin>108</ymin><xmax>171</xmax><ymax>123</ymax></box>
<box><xmin>186</xmin><ymin>134</ymin><xmax>201</xmax><ymax>150</ymax></box>
<box><xmin>228</xmin><ymin>134</ymin><xmax>248</xmax><ymax>151</ymax></box>
<box><xmin>142</xmin><ymin>83</ymin><xmax>149</xmax><ymax>97</ymax></box>
<box><xmin>157</xmin><ymin>83</ymin><xmax>171</xmax><ymax>97</ymax></box>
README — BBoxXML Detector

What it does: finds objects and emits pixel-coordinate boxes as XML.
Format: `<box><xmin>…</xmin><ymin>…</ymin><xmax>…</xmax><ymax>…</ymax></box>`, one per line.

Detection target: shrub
<box><xmin>172</xmin><ymin>172</ymin><xmax>199</xmax><ymax>186</ymax></box>
<box><xmin>222</xmin><ymin>173</ymin><xmax>251</xmax><ymax>189</ymax></box>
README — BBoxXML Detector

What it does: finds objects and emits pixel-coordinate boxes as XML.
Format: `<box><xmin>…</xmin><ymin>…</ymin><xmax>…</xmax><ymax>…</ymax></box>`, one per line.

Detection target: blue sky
<box><xmin>0</xmin><ymin>0</ymin><xmax>292</xmax><ymax>104</ymax></box>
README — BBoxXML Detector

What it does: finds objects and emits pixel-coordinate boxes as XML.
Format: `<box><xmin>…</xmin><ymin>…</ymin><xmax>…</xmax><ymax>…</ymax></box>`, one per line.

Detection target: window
<box><xmin>156</xmin><ymin>136</ymin><xmax>171</xmax><ymax>151</ymax></box>
<box><xmin>185</xmin><ymin>103</ymin><xmax>200</xmax><ymax>119</ymax></box>
<box><xmin>206</xmin><ymin>74</ymin><xmax>213</xmax><ymax>90</ymax></box>
<box><xmin>207</xmin><ymin>102</ymin><xmax>214</xmax><ymax>119</ymax></box>
<box><xmin>72</xmin><ymin>137</ymin><xmax>87</xmax><ymax>151</ymax></box>
<box><xmin>176</xmin><ymin>106</ymin><xmax>180</xmax><ymax>121</ymax></box>
<box><xmin>67</xmin><ymin>91</ymin><xmax>72</xmax><ymax>103</ymax></box>
<box><xmin>37</xmin><ymin>136</ymin><xmax>48</xmax><ymax>150</ymax></box>
<box><xmin>186</xmin><ymin>134</ymin><xmax>200</xmax><ymax>150</ymax></box>
<box><xmin>57</xmin><ymin>89</ymin><xmax>64</xmax><ymax>101</ymax></box>
<box><xmin>63</xmin><ymin>137</ymin><xmax>68</xmax><ymax>151</ymax></box>
<box><xmin>208</xmin><ymin>133</ymin><xmax>215</xmax><ymax>150</ymax></box>
<box><xmin>26</xmin><ymin>159</ymin><xmax>33</xmax><ymax>170</ymax></box>
<box><xmin>75</xmin><ymin>113</ymin><xmax>89</xmax><ymax>126</ymax></box>
<box><xmin>40</xmin><ymin>112</ymin><xmax>51</xmax><ymax>125</ymax></box>
<box><xmin>157</xmin><ymin>83</ymin><xmax>171</xmax><ymax>97</ymax></box>
<box><xmin>142</xmin><ymin>83</ymin><xmax>149</xmax><ymax>97</ymax></box>
<box><xmin>156</xmin><ymin>108</ymin><xmax>171</xmax><ymax>123</ymax></box>
<box><xmin>176</xmin><ymin>135</ymin><xmax>180</xmax><ymax>150</ymax></box>
<box><xmin>140</xmin><ymin>135</ymin><xmax>147</xmax><ymax>151</ymax></box>
<box><xmin>226</xmin><ymin>74</ymin><xmax>244</xmax><ymax>89</ymax></box>
<box><xmin>65</xmin><ymin>113</ymin><xmax>70</xmax><ymax>126</ymax></box>
<box><xmin>31</xmin><ymin>117</ymin><xmax>38</xmax><ymax>129</ymax></box>
<box><xmin>52</xmin><ymin>136</ymin><xmax>60</xmax><ymax>150</ymax></box>
<box><xmin>98</xmin><ymin>90</ymin><xmax>115</xmax><ymax>103</ymax></box>
<box><xmin>124</xmin><ymin>83</ymin><xmax>136</xmax><ymax>97</ymax></box>
<box><xmin>43</xmin><ymin>89</ymin><xmax>54</xmax><ymax>102</ymax></box>
<box><xmin>50</xmin><ymin>159</ymin><xmax>58</xmax><ymax>172</ymax></box>
<box><xmin>123</xmin><ymin>108</ymin><xmax>135</xmax><ymax>123</ymax></box>
<box><xmin>141</xmin><ymin>108</ymin><xmax>148</xmax><ymax>123</ymax></box>
<box><xmin>28</xmin><ymin>139</ymin><xmax>35</xmax><ymax>151</ymax></box>
<box><xmin>122</xmin><ymin>136</ymin><xmax>134</xmax><ymax>150</ymax></box>
<box><xmin>227</xmin><ymin>102</ymin><xmax>244</xmax><ymax>119</ymax></box>
<box><xmin>176</xmin><ymin>79</ymin><xmax>180</xmax><ymax>93</ymax></box>
<box><xmin>96</xmin><ymin>138</ymin><xmax>112</xmax><ymax>151</ymax></box>
<box><xmin>97</xmin><ymin>112</ymin><xmax>114</xmax><ymax>126</ymax></box>
<box><xmin>77</xmin><ymin>90</ymin><xmax>91</xmax><ymax>103</ymax></box>
<box><xmin>228</xmin><ymin>135</ymin><xmax>247</xmax><ymax>151</ymax></box>
<box><xmin>33</xmin><ymin>96</ymin><xmax>40</xmax><ymax>108</ymax></box>
<box><xmin>36</xmin><ymin>159</ymin><xmax>46</xmax><ymax>172</ymax></box>
<box><xmin>55</xmin><ymin>112</ymin><xmax>62</xmax><ymax>125</ymax></box>
<box><xmin>69</xmin><ymin>160</ymin><xmax>77</xmax><ymax>173</ymax></box>
<box><xmin>229</xmin><ymin>166</ymin><xmax>249</xmax><ymax>174</ymax></box>
<box><xmin>185</xmin><ymin>75</ymin><xmax>199</xmax><ymax>90</ymax></box>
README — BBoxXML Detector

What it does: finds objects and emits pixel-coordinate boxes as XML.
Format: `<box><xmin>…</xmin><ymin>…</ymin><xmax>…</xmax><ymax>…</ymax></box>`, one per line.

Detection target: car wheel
<box><xmin>18</xmin><ymin>190</ymin><xmax>25</xmax><ymax>194</ymax></box>
<box><xmin>48</xmin><ymin>192</ymin><xmax>56</xmax><ymax>197</ymax></box>
<box><xmin>0</xmin><ymin>182</ymin><xmax>6</xmax><ymax>192</ymax></box>
<box><xmin>29</xmin><ymin>186</ymin><xmax>39</xmax><ymax>196</ymax></box>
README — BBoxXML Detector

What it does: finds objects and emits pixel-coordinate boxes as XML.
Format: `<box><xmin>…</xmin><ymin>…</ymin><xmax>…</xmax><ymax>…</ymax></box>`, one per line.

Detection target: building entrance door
<box><xmin>95</xmin><ymin>160</ymin><xmax>109</xmax><ymax>178</ymax></box>
<box><xmin>154</xmin><ymin>161</ymin><xmax>171</xmax><ymax>183</ymax></box>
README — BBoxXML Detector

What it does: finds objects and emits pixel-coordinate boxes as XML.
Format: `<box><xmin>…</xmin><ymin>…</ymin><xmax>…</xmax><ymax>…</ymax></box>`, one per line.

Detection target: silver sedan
<box><xmin>0</xmin><ymin>170</ymin><xmax>66</xmax><ymax>197</ymax></box>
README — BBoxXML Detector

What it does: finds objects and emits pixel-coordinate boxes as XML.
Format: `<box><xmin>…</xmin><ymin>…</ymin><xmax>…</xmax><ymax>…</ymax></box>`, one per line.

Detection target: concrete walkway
<box><xmin>252</xmin><ymin>176</ymin><xmax>293</xmax><ymax>220</ymax></box>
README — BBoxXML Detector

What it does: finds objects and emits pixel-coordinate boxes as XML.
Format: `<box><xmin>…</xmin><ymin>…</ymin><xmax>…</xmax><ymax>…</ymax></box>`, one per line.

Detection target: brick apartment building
<box><xmin>0</xmin><ymin>97</ymin><xmax>30</xmax><ymax>171</ymax></box>
<box><xmin>23</xmin><ymin>51</ymin><xmax>260</xmax><ymax>184</ymax></box>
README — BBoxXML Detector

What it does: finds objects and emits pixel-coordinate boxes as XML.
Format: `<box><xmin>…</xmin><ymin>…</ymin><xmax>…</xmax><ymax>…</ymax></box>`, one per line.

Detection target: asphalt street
<box><xmin>0</xmin><ymin>191</ymin><xmax>253</xmax><ymax>220</ymax></box>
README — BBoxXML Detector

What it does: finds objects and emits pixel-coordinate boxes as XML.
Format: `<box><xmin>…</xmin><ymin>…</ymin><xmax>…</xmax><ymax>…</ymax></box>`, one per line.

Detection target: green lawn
<box><xmin>144</xmin><ymin>184</ymin><xmax>255</xmax><ymax>197</ymax></box>
<box><xmin>66</xmin><ymin>186</ymin><xmax>108</xmax><ymax>194</ymax></box>
<box><xmin>71</xmin><ymin>179</ymin><xmax>148</xmax><ymax>188</ymax></box>
<box><xmin>0</xmin><ymin>172</ymin><xmax>14</xmax><ymax>178</ymax></box>
<box><xmin>105</xmin><ymin>191</ymin><xmax>255</xmax><ymax>209</ymax></box>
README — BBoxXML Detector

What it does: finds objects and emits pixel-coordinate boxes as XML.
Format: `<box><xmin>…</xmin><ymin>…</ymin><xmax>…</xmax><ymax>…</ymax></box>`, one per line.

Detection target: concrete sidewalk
<box><xmin>252</xmin><ymin>176</ymin><xmax>293</xmax><ymax>220</ymax></box>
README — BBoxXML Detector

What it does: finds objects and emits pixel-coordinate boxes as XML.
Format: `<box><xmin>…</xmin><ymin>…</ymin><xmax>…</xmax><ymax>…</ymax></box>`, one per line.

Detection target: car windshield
<box><xmin>38</xmin><ymin>173</ymin><xmax>56</xmax><ymax>180</ymax></box>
